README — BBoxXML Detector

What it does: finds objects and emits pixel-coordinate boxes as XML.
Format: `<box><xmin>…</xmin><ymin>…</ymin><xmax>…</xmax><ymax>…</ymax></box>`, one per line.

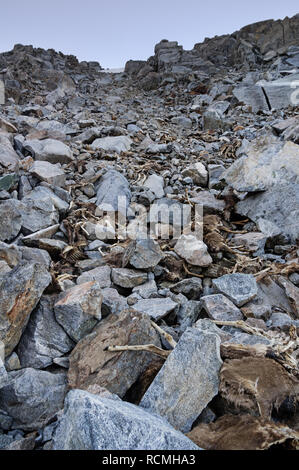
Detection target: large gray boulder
<box><xmin>0</xmin><ymin>368</ymin><xmax>67</xmax><ymax>430</ymax></box>
<box><xmin>224</xmin><ymin>136</ymin><xmax>299</xmax><ymax>192</ymax></box>
<box><xmin>0</xmin><ymin>262</ymin><xmax>51</xmax><ymax>356</ymax></box>
<box><xmin>52</xmin><ymin>390</ymin><xmax>200</xmax><ymax>450</ymax></box>
<box><xmin>68</xmin><ymin>310</ymin><xmax>161</xmax><ymax>397</ymax></box>
<box><xmin>140</xmin><ymin>327</ymin><xmax>222</xmax><ymax>432</ymax></box>
<box><xmin>236</xmin><ymin>183</ymin><xmax>299</xmax><ymax>243</ymax></box>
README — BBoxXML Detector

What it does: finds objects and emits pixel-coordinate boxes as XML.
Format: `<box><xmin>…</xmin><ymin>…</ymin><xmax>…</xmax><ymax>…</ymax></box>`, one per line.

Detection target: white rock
<box><xmin>174</xmin><ymin>234</ymin><xmax>212</xmax><ymax>267</ymax></box>
<box><xmin>91</xmin><ymin>136</ymin><xmax>132</xmax><ymax>153</ymax></box>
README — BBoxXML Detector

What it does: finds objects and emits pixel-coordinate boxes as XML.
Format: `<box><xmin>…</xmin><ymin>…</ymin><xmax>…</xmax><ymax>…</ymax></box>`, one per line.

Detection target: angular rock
<box><xmin>68</xmin><ymin>310</ymin><xmax>161</xmax><ymax>397</ymax></box>
<box><xmin>133</xmin><ymin>298</ymin><xmax>177</xmax><ymax>321</ymax></box>
<box><xmin>54</xmin><ymin>282</ymin><xmax>103</xmax><ymax>342</ymax></box>
<box><xmin>140</xmin><ymin>327</ymin><xmax>222</xmax><ymax>432</ymax></box>
<box><xmin>236</xmin><ymin>183</ymin><xmax>299</xmax><ymax>243</ymax></box>
<box><xmin>144</xmin><ymin>173</ymin><xmax>164</xmax><ymax>198</ymax></box>
<box><xmin>0</xmin><ymin>200</ymin><xmax>22</xmax><ymax>242</ymax></box>
<box><xmin>0</xmin><ymin>262</ymin><xmax>51</xmax><ymax>356</ymax></box>
<box><xmin>111</xmin><ymin>268</ymin><xmax>147</xmax><ymax>288</ymax></box>
<box><xmin>0</xmin><ymin>135</ymin><xmax>20</xmax><ymax>170</ymax></box>
<box><xmin>190</xmin><ymin>191</ymin><xmax>225</xmax><ymax>215</ymax></box>
<box><xmin>23</xmin><ymin>138</ymin><xmax>73</xmax><ymax>164</ymax></box>
<box><xmin>95</xmin><ymin>169</ymin><xmax>131</xmax><ymax>215</ymax></box>
<box><xmin>0</xmin><ymin>368</ymin><xmax>67</xmax><ymax>430</ymax></box>
<box><xmin>201</xmin><ymin>294</ymin><xmax>243</xmax><ymax>321</ymax></box>
<box><xmin>128</xmin><ymin>238</ymin><xmax>163</xmax><ymax>269</ymax></box>
<box><xmin>52</xmin><ymin>390</ymin><xmax>200</xmax><ymax>450</ymax></box>
<box><xmin>17</xmin><ymin>296</ymin><xmax>74</xmax><ymax>369</ymax></box>
<box><xmin>174</xmin><ymin>234</ymin><xmax>212</xmax><ymax>267</ymax></box>
<box><xmin>29</xmin><ymin>160</ymin><xmax>66</xmax><ymax>187</ymax></box>
<box><xmin>212</xmin><ymin>273</ymin><xmax>258</xmax><ymax>307</ymax></box>
<box><xmin>91</xmin><ymin>136</ymin><xmax>132</xmax><ymax>153</ymax></box>
<box><xmin>182</xmin><ymin>162</ymin><xmax>208</xmax><ymax>186</ymax></box>
<box><xmin>224</xmin><ymin>136</ymin><xmax>299</xmax><ymax>192</ymax></box>
<box><xmin>77</xmin><ymin>265</ymin><xmax>111</xmax><ymax>287</ymax></box>
<box><xmin>101</xmin><ymin>287</ymin><xmax>128</xmax><ymax>316</ymax></box>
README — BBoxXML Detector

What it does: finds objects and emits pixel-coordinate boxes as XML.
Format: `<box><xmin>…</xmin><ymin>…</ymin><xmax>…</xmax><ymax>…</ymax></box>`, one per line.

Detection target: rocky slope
<box><xmin>0</xmin><ymin>13</ymin><xmax>298</xmax><ymax>451</ymax></box>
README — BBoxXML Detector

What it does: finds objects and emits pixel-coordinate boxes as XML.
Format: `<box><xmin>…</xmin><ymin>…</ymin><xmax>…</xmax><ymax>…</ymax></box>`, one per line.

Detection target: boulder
<box><xmin>68</xmin><ymin>310</ymin><xmax>161</xmax><ymax>397</ymax></box>
<box><xmin>52</xmin><ymin>390</ymin><xmax>200</xmax><ymax>450</ymax></box>
<box><xmin>0</xmin><ymin>262</ymin><xmax>51</xmax><ymax>356</ymax></box>
<box><xmin>140</xmin><ymin>327</ymin><xmax>222</xmax><ymax>432</ymax></box>
<box><xmin>0</xmin><ymin>368</ymin><xmax>67</xmax><ymax>430</ymax></box>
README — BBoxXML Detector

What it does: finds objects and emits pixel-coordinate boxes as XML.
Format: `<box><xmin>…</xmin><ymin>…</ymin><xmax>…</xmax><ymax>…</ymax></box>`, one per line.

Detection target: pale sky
<box><xmin>0</xmin><ymin>0</ymin><xmax>298</xmax><ymax>68</ymax></box>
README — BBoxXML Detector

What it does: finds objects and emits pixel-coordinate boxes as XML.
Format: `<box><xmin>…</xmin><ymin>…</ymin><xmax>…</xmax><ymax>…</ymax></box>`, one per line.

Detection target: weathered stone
<box><xmin>174</xmin><ymin>234</ymin><xmax>212</xmax><ymax>267</ymax></box>
<box><xmin>0</xmin><ymin>262</ymin><xmax>51</xmax><ymax>356</ymax></box>
<box><xmin>236</xmin><ymin>183</ymin><xmax>299</xmax><ymax>243</ymax></box>
<box><xmin>101</xmin><ymin>287</ymin><xmax>127</xmax><ymax>316</ymax></box>
<box><xmin>133</xmin><ymin>298</ymin><xmax>178</xmax><ymax>321</ymax></box>
<box><xmin>132</xmin><ymin>280</ymin><xmax>157</xmax><ymax>298</ymax></box>
<box><xmin>91</xmin><ymin>136</ymin><xmax>132</xmax><ymax>153</ymax></box>
<box><xmin>77</xmin><ymin>265</ymin><xmax>111</xmax><ymax>287</ymax></box>
<box><xmin>29</xmin><ymin>160</ymin><xmax>66</xmax><ymax>187</ymax></box>
<box><xmin>231</xmin><ymin>232</ymin><xmax>266</xmax><ymax>254</ymax></box>
<box><xmin>144</xmin><ymin>174</ymin><xmax>164</xmax><ymax>198</ymax></box>
<box><xmin>17</xmin><ymin>296</ymin><xmax>74</xmax><ymax>369</ymax></box>
<box><xmin>68</xmin><ymin>310</ymin><xmax>161</xmax><ymax>397</ymax></box>
<box><xmin>3</xmin><ymin>354</ymin><xmax>19</xmax><ymax>376</ymax></box>
<box><xmin>140</xmin><ymin>327</ymin><xmax>222</xmax><ymax>432</ymax></box>
<box><xmin>0</xmin><ymin>358</ymin><xmax>9</xmax><ymax>390</ymax></box>
<box><xmin>54</xmin><ymin>282</ymin><xmax>103</xmax><ymax>342</ymax></box>
<box><xmin>170</xmin><ymin>277</ymin><xmax>202</xmax><ymax>299</ymax></box>
<box><xmin>0</xmin><ymin>200</ymin><xmax>22</xmax><ymax>242</ymax></box>
<box><xmin>260</xmin><ymin>73</ymin><xmax>299</xmax><ymax>109</ymax></box>
<box><xmin>52</xmin><ymin>390</ymin><xmax>200</xmax><ymax>450</ymax></box>
<box><xmin>201</xmin><ymin>294</ymin><xmax>243</xmax><ymax>321</ymax></box>
<box><xmin>3</xmin><ymin>433</ymin><xmax>36</xmax><ymax>450</ymax></box>
<box><xmin>95</xmin><ymin>170</ymin><xmax>131</xmax><ymax>215</ymax></box>
<box><xmin>0</xmin><ymin>174</ymin><xmax>18</xmax><ymax>192</ymax></box>
<box><xmin>128</xmin><ymin>238</ymin><xmax>163</xmax><ymax>269</ymax></box>
<box><xmin>0</xmin><ymin>135</ymin><xmax>20</xmax><ymax>170</ymax></box>
<box><xmin>276</xmin><ymin>276</ymin><xmax>299</xmax><ymax>317</ymax></box>
<box><xmin>182</xmin><ymin>162</ymin><xmax>208</xmax><ymax>186</ymax></box>
<box><xmin>224</xmin><ymin>136</ymin><xmax>299</xmax><ymax>192</ymax></box>
<box><xmin>212</xmin><ymin>273</ymin><xmax>258</xmax><ymax>307</ymax></box>
<box><xmin>208</xmin><ymin>164</ymin><xmax>225</xmax><ymax>190</ymax></box>
<box><xmin>23</xmin><ymin>138</ymin><xmax>73</xmax><ymax>164</ymax></box>
<box><xmin>111</xmin><ymin>268</ymin><xmax>147</xmax><ymax>288</ymax></box>
<box><xmin>190</xmin><ymin>191</ymin><xmax>225</xmax><ymax>215</ymax></box>
<box><xmin>0</xmin><ymin>368</ymin><xmax>67</xmax><ymax>430</ymax></box>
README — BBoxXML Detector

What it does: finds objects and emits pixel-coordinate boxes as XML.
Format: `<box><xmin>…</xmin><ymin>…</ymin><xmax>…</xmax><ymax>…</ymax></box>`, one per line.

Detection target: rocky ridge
<box><xmin>0</xmin><ymin>13</ymin><xmax>298</xmax><ymax>450</ymax></box>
